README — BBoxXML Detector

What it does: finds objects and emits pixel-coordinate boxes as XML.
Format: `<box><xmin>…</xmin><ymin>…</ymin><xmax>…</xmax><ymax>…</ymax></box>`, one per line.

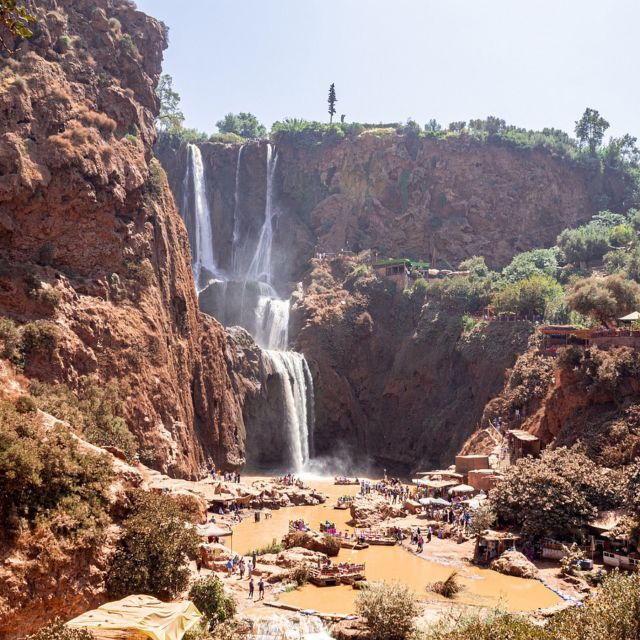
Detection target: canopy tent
<box><xmin>419</xmin><ymin>497</ymin><xmax>450</xmax><ymax>507</ymax></box>
<box><xmin>66</xmin><ymin>595</ymin><xmax>201</xmax><ymax>640</ymax></box>
<box><xmin>449</xmin><ymin>484</ymin><xmax>475</xmax><ymax>495</ymax></box>
<box><xmin>195</xmin><ymin>522</ymin><xmax>233</xmax><ymax>538</ymax></box>
<box><xmin>618</xmin><ymin>311</ymin><xmax>640</xmax><ymax>323</ymax></box>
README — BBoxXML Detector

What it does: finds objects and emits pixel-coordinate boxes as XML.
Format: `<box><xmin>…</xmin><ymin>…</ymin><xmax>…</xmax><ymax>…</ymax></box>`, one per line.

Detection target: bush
<box><xmin>38</xmin><ymin>242</ymin><xmax>56</xmax><ymax>266</ymax></box>
<box><xmin>249</xmin><ymin>538</ymin><xmax>281</xmax><ymax>556</ymax></box>
<box><xmin>215</xmin><ymin>112</ymin><xmax>266</xmax><ymax>139</ymax></box>
<box><xmin>123</xmin><ymin>259</ymin><xmax>154</xmax><ymax>287</ymax></box>
<box><xmin>208</xmin><ymin>132</ymin><xmax>244</xmax><ymax>144</ymax></box>
<box><xmin>321</xmin><ymin>534</ymin><xmax>341</xmax><ymax>556</ymax></box>
<box><xmin>493</xmin><ymin>274</ymin><xmax>563</xmax><ymax>318</ymax></box>
<box><xmin>0</xmin><ymin>316</ymin><xmax>19</xmax><ymax>359</ymax></box>
<box><xmin>0</xmin><ymin>402</ymin><xmax>113</xmax><ymax>540</ymax></box>
<box><xmin>24</xmin><ymin>619</ymin><xmax>95</xmax><ymax>640</ymax></box>
<box><xmin>566</xmin><ymin>274</ymin><xmax>640</xmax><ymax>325</ymax></box>
<box><xmin>429</xmin><ymin>571</ymin><xmax>463</xmax><ymax>598</ymax></box>
<box><xmin>289</xmin><ymin>564</ymin><xmax>309</xmax><ymax>586</ymax></box>
<box><xmin>502</xmin><ymin>248</ymin><xmax>558</xmax><ymax>283</ymax></box>
<box><xmin>355</xmin><ymin>581</ymin><xmax>419</xmax><ymax>640</ymax></box>
<box><xmin>30</xmin><ymin>378</ymin><xmax>138</xmax><ymax>463</ymax></box>
<box><xmin>189</xmin><ymin>576</ymin><xmax>236</xmax><ymax>629</ymax></box>
<box><xmin>15</xmin><ymin>395</ymin><xmax>37</xmax><ymax>414</ymax></box>
<box><xmin>20</xmin><ymin>321</ymin><xmax>59</xmax><ymax>357</ymax></box>
<box><xmin>107</xmin><ymin>491</ymin><xmax>200</xmax><ymax>599</ymax></box>
<box><xmin>145</xmin><ymin>158</ymin><xmax>165</xmax><ymax>199</ymax></box>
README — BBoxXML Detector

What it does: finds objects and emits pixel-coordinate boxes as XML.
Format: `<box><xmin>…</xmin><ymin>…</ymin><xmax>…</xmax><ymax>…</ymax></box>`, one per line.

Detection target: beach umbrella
<box><xmin>419</xmin><ymin>497</ymin><xmax>450</xmax><ymax>507</ymax></box>
<box><xmin>448</xmin><ymin>484</ymin><xmax>475</xmax><ymax>495</ymax></box>
<box><xmin>195</xmin><ymin>523</ymin><xmax>233</xmax><ymax>538</ymax></box>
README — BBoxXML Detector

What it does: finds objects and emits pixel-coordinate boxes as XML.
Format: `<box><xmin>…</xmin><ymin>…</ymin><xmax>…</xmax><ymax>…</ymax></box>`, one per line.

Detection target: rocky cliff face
<box><xmin>289</xmin><ymin>256</ymin><xmax>533</xmax><ymax>473</ymax></box>
<box><xmin>157</xmin><ymin>133</ymin><xmax>629</xmax><ymax>291</ymax></box>
<box><xmin>0</xmin><ymin>0</ymin><xmax>252</xmax><ymax>477</ymax></box>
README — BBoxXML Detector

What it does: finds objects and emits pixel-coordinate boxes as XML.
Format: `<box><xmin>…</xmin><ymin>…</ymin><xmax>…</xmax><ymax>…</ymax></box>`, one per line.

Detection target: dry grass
<box><xmin>430</xmin><ymin>571</ymin><xmax>463</xmax><ymax>598</ymax></box>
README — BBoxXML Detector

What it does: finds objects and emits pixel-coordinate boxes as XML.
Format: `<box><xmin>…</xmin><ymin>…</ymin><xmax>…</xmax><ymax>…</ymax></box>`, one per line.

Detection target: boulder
<box><xmin>282</xmin><ymin>531</ymin><xmax>341</xmax><ymax>557</ymax></box>
<box><xmin>491</xmin><ymin>550</ymin><xmax>538</xmax><ymax>579</ymax></box>
<box><xmin>350</xmin><ymin>495</ymin><xmax>404</xmax><ymax>528</ymax></box>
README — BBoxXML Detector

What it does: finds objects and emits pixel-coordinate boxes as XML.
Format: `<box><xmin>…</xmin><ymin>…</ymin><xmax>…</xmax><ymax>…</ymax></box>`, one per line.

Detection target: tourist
<box><xmin>239</xmin><ymin>558</ymin><xmax>245</xmax><ymax>579</ymax></box>
<box><xmin>427</xmin><ymin>526</ymin><xmax>432</xmax><ymax>543</ymax></box>
<box><xmin>226</xmin><ymin>558</ymin><xmax>233</xmax><ymax>576</ymax></box>
<box><xmin>252</xmin><ymin>551</ymin><xmax>257</xmax><ymax>569</ymax></box>
<box><xmin>195</xmin><ymin>556</ymin><xmax>202</xmax><ymax>573</ymax></box>
<box><xmin>248</xmin><ymin>578</ymin><xmax>254</xmax><ymax>599</ymax></box>
<box><xmin>258</xmin><ymin>577</ymin><xmax>265</xmax><ymax>600</ymax></box>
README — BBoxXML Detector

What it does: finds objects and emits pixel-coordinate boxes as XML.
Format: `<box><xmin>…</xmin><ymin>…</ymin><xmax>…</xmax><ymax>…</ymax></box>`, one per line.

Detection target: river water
<box><xmin>231</xmin><ymin>479</ymin><xmax>561</xmax><ymax>615</ymax></box>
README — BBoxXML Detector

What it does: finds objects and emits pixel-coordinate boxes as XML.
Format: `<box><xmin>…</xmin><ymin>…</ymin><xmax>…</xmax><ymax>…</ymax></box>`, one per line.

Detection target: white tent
<box><xmin>419</xmin><ymin>497</ymin><xmax>450</xmax><ymax>507</ymax></box>
<box><xmin>618</xmin><ymin>311</ymin><xmax>640</xmax><ymax>322</ymax></box>
<box><xmin>449</xmin><ymin>484</ymin><xmax>475</xmax><ymax>495</ymax></box>
<box><xmin>195</xmin><ymin>522</ymin><xmax>233</xmax><ymax>538</ymax></box>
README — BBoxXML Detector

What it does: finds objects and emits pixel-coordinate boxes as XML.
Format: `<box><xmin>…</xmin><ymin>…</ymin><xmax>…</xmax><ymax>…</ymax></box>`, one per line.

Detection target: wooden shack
<box><xmin>474</xmin><ymin>531</ymin><xmax>520</xmax><ymax>564</ymax></box>
<box><xmin>507</xmin><ymin>429</ymin><xmax>540</xmax><ymax>462</ymax></box>
<box><xmin>372</xmin><ymin>259</ymin><xmax>410</xmax><ymax>289</ymax></box>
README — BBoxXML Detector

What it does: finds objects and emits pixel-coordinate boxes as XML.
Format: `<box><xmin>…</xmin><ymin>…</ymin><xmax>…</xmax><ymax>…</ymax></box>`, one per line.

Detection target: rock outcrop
<box><xmin>491</xmin><ymin>550</ymin><xmax>539</xmax><ymax>579</ymax></box>
<box><xmin>0</xmin><ymin>0</ymin><xmax>255</xmax><ymax>478</ymax></box>
<box><xmin>349</xmin><ymin>494</ymin><xmax>405</xmax><ymax>528</ymax></box>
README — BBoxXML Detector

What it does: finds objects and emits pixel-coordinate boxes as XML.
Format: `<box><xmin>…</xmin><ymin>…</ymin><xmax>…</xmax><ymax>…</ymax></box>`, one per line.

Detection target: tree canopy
<box><xmin>215</xmin><ymin>112</ymin><xmax>266</xmax><ymax>139</ymax></box>
<box><xmin>566</xmin><ymin>274</ymin><xmax>640</xmax><ymax>325</ymax></box>
<box><xmin>156</xmin><ymin>74</ymin><xmax>185</xmax><ymax>132</ymax></box>
<box><xmin>575</xmin><ymin>107</ymin><xmax>610</xmax><ymax>154</ymax></box>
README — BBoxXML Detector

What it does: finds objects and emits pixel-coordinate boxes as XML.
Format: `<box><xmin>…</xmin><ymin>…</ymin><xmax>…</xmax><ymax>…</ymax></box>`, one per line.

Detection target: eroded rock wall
<box><xmin>0</xmin><ymin>0</ymin><xmax>252</xmax><ymax>478</ymax></box>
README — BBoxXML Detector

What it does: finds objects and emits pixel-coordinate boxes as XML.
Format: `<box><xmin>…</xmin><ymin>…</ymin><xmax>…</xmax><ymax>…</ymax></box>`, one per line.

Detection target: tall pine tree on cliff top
<box><xmin>328</xmin><ymin>83</ymin><xmax>337</xmax><ymax>124</ymax></box>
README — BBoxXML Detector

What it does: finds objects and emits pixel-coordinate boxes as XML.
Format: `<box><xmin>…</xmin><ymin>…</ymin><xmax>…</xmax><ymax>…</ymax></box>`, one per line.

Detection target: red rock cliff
<box><xmin>0</xmin><ymin>0</ymin><xmax>250</xmax><ymax>477</ymax></box>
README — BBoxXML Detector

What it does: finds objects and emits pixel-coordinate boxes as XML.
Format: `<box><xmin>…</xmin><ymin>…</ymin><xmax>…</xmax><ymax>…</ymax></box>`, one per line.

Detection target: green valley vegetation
<box><xmin>189</xmin><ymin>575</ymin><xmax>237</xmax><ymax>630</ymax></box>
<box><xmin>215</xmin><ymin>112</ymin><xmax>266</xmax><ymax>139</ymax></box>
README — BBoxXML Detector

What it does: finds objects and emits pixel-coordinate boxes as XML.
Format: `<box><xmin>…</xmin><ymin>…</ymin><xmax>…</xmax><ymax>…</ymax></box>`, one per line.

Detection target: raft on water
<box><xmin>334</xmin><ymin>476</ymin><xmax>360</xmax><ymax>485</ymax></box>
<box><xmin>355</xmin><ymin>529</ymin><xmax>397</xmax><ymax>546</ymax></box>
<box><xmin>339</xmin><ymin>539</ymin><xmax>369</xmax><ymax>550</ymax></box>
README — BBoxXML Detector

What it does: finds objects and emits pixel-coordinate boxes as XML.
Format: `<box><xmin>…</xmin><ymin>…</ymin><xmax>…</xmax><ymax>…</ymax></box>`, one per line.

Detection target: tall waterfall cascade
<box><xmin>181</xmin><ymin>142</ymin><xmax>314</xmax><ymax>473</ymax></box>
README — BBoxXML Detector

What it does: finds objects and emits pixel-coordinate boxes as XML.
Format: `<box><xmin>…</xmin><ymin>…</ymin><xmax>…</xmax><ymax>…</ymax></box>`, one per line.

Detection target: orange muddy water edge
<box><xmin>231</xmin><ymin>478</ymin><xmax>561</xmax><ymax>615</ymax></box>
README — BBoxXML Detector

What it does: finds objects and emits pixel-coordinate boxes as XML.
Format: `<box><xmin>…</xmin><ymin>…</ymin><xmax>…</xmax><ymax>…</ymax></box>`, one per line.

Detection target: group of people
<box><xmin>410</xmin><ymin>526</ymin><xmax>433</xmax><ymax>553</ymax></box>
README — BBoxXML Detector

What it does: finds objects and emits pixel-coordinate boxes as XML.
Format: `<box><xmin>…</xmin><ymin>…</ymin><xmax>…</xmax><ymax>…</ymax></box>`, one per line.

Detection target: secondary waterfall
<box><xmin>184</xmin><ymin>143</ymin><xmax>217</xmax><ymax>289</ymax></box>
<box><xmin>181</xmin><ymin>141</ymin><xmax>314</xmax><ymax>473</ymax></box>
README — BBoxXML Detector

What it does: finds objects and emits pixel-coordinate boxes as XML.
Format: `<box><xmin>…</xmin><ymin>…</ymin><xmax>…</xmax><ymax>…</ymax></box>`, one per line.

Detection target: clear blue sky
<box><xmin>136</xmin><ymin>0</ymin><xmax>639</xmax><ymax>140</ymax></box>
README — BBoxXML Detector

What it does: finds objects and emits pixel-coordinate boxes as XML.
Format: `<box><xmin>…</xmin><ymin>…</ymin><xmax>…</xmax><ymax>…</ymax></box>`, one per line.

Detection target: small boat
<box><xmin>334</xmin><ymin>502</ymin><xmax>349</xmax><ymax>510</ymax></box>
<box><xmin>340</xmin><ymin>539</ymin><xmax>369</xmax><ymax>550</ymax></box>
<box><xmin>334</xmin><ymin>476</ymin><xmax>360</xmax><ymax>485</ymax></box>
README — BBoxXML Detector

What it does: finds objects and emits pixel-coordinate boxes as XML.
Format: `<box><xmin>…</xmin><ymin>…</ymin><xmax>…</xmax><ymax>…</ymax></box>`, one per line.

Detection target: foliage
<box><xmin>429</xmin><ymin>571</ymin><xmax>463</xmax><ymax>598</ymax></box>
<box><xmin>566</xmin><ymin>273</ymin><xmax>640</xmax><ymax>325</ymax></box>
<box><xmin>427</xmin><ymin>610</ymin><xmax>547</xmax><ymax>640</ymax></box>
<box><xmin>0</xmin><ymin>1</ymin><xmax>35</xmax><ymax>52</ymax></box>
<box><xmin>502</xmin><ymin>248</ymin><xmax>558</xmax><ymax>283</ymax></box>
<box><xmin>490</xmin><ymin>446</ymin><xmax>617</xmax><ymax>537</ymax></box>
<box><xmin>189</xmin><ymin>575</ymin><xmax>236</xmax><ymax>629</ymax></box>
<box><xmin>321</xmin><ymin>534</ymin><xmax>341</xmax><ymax>555</ymax></box>
<box><xmin>493</xmin><ymin>274</ymin><xmax>563</xmax><ymax>318</ymax></box>
<box><xmin>107</xmin><ymin>491</ymin><xmax>199</xmax><ymax>599</ymax></box>
<box><xmin>30</xmin><ymin>377</ymin><xmax>138</xmax><ymax>462</ymax></box>
<box><xmin>355</xmin><ymin>581</ymin><xmax>419</xmax><ymax>640</ymax></box>
<box><xmin>349</xmin><ymin>264</ymin><xmax>370</xmax><ymax>278</ymax></box>
<box><xmin>0</xmin><ymin>316</ymin><xmax>19</xmax><ymax>359</ymax></box>
<box><xmin>608</xmin><ymin>224</ymin><xmax>633</xmax><ymax>247</ymax></box>
<box><xmin>156</xmin><ymin>74</ymin><xmax>185</xmax><ymax>131</ymax></box>
<box><xmin>575</xmin><ymin>107</ymin><xmax>610</xmax><ymax>154</ymax></box>
<box><xmin>24</xmin><ymin>619</ymin><xmax>95</xmax><ymax>640</ymax></box>
<box><xmin>289</xmin><ymin>564</ymin><xmax>309</xmax><ymax>586</ymax></box>
<box><xmin>327</xmin><ymin>83</ymin><xmax>337</xmax><ymax>123</ymax></box>
<box><xmin>216</xmin><ymin>112</ymin><xmax>266</xmax><ymax>139</ymax></box>
<box><xmin>624</xmin><ymin>458</ymin><xmax>640</xmax><ymax>517</ymax></box>
<box><xmin>559</xmin><ymin>542</ymin><xmax>585</xmax><ymax>576</ymax></box>
<box><xmin>557</xmin><ymin>223</ymin><xmax>611</xmax><ymax>266</ymax></box>
<box><xmin>209</xmin><ymin>132</ymin><xmax>244</xmax><ymax>144</ymax></box>
<box><xmin>425</xmin><ymin>276</ymin><xmax>493</xmax><ymax>314</ymax></box>
<box><xmin>468</xmin><ymin>501</ymin><xmax>496</xmax><ymax>535</ymax></box>
<box><xmin>145</xmin><ymin>158</ymin><xmax>165</xmax><ymax>199</ymax></box>
<box><xmin>249</xmin><ymin>537</ymin><xmax>281</xmax><ymax>556</ymax></box>
<box><xmin>0</xmin><ymin>401</ymin><xmax>113</xmax><ymax>540</ymax></box>
<box><xmin>270</xmin><ymin>118</ymin><xmax>348</xmax><ymax>147</ymax></box>
<box><xmin>20</xmin><ymin>320</ymin><xmax>59</xmax><ymax>357</ymax></box>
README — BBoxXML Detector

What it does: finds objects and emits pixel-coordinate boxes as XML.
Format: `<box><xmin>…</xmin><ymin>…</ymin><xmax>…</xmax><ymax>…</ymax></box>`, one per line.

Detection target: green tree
<box><xmin>156</xmin><ymin>74</ymin><xmax>185</xmax><ymax>132</ymax></box>
<box><xmin>107</xmin><ymin>491</ymin><xmax>199</xmax><ymax>599</ymax></box>
<box><xmin>502</xmin><ymin>248</ymin><xmax>558</xmax><ymax>283</ymax></box>
<box><xmin>328</xmin><ymin>83</ymin><xmax>337</xmax><ymax>124</ymax></box>
<box><xmin>215</xmin><ymin>112</ymin><xmax>266</xmax><ymax>139</ymax></box>
<box><xmin>575</xmin><ymin>107</ymin><xmax>610</xmax><ymax>154</ymax></box>
<box><xmin>0</xmin><ymin>0</ymin><xmax>35</xmax><ymax>51</ymax></box>
<box><xmin>189</xmin><ymin>576</ymin><xmax>236</xmax><ymax>630</ymax></box>
<box><xmin>557</xmin><ymin>224</ymin><xmax>611</xmax><ymax>266</ymax></box>
<box><xmin>425</xmin><ymin>119</ymin><xmax>442</xmax><ymax>132</ymax></box>
<box><xmin>566</xmin><ymin>274</ymin><xmax>640</xmax><ymax>326</ymax></box>
<box><xmin>448</xmin><ymin>121</ymin><xmax>466</xmax><ymax>133</ymax></box>
<box><xmin>493</xmin><ymin>274</ymin><xmax>563</xmax><ymax>318</ymax></box>
<box><xmin>355</xmin><ymin>581</ymin><xmax>418</xmax><ymax>640</ymax></box>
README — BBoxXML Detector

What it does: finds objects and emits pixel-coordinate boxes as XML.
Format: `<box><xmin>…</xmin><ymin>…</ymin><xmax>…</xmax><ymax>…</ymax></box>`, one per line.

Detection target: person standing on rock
<box><xmin>427</xmin><ymin>526</ymin><xmax>432</xmax><ymax>543</ymax></box>
<box><xmin>252</xmin><ymin>551</ymin><xmax>257</xmax><ymax>569</ymax></box>
<box><xmin>248</xmin><ymin>578</ymin><xmax>254</xmax><ymax>599</ymax></box>
<box><xmin>258</xmin><ymin>577</ymin><xmax>265</xmax><ymax>600</ymax></box>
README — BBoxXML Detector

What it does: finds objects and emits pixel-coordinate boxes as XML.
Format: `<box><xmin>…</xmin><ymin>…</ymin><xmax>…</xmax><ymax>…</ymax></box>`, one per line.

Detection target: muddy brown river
<box><xmin>231</xmin><ymin>479</ymin><xmax>561</xmax><ymax>615</ymax></box>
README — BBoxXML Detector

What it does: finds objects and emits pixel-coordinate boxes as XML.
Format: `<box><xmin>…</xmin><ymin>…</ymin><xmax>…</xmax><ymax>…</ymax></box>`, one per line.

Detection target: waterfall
<box><xmin>187</xmin><ymin>143</ymin><xmax>216</xmax><ymax>289</ymax></box>
<box><xmin>182</xmin><ymin>141</ymin><xmax>315</xmax><ymax>474</ymax></box>
<box><xmin>248</xmin><ymin>144</ymin><xmax>278</xmax><ymax>285</ymax></box>
<box><xmin>231</xmin><ymin>144</ymin><xmax>244</xmax><ymax>275</ymax></box>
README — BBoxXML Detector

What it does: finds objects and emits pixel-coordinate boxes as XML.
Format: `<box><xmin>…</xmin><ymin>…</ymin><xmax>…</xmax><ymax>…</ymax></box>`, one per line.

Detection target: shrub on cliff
<box><xmin>107</xmin><ymin>491</ymin><xmax>199</xmax><ymax>599</ymax></box>
<box><xmin>189</xmin><ymin>576</ymin><xmax>236</xmax><ymax>630</ymax></box>
<box><xmin>0</xmin><ymin>401</ymin><xmax>112</xmax><ymax>542</ymax></box>
<box><xmin>502</xmin><ymin>248</ymin><xmax>559</xmax><ymax>283</ymax></box>
<box><xmin>20</xmin><ymin>320</ymin><xmax>59</xmax><ymax>358</ymax></box>
<box><xmin>566</xmin><ymin>274</ymin><xmax>640</xmax><ymax>325</ymax></box>
<box><xmin>356</xmin><ymin>581</ymin><xmax>418</xmax><ymax>640</ymax></box>
<box><xmin>30</xmin><ymin>378</ymin><xmax>138</xmax><ymax>462</ymax></box>
<box><xmin>493</xmin><ymin>274</ymin><xmax>563</xmax><ymax>319</ymax></box>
